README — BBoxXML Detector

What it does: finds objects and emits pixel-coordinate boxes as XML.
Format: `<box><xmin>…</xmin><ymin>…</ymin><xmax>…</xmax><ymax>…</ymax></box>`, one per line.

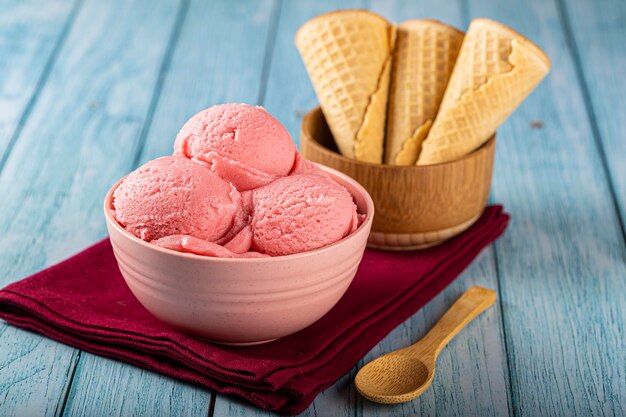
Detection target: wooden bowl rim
<box><xmin>301</xmin><ymin>107</ymin><xmax>496</xmax><ymax>170</ymax></box>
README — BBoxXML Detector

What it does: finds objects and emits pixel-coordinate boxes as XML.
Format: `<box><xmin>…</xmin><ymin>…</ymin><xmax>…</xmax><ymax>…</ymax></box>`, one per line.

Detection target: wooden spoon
<box><xmin>355</xmin><ymin>286</ymin><xmax>496</xmax><ymax>404</ymax></box>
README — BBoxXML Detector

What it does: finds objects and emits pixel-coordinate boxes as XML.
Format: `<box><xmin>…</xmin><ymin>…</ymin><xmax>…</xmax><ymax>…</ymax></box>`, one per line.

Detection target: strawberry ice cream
<box><xmin>174</xmin><ymin>104</ymin><xmax>296</xmax><ymax>191</ymax></box>
<box><xmin>251</xmin><ymin>174</ymin><xmax>359</xmax><ymax>256</ymax></box>
<box><xmin>111</xmin><ymin>104</ymin><xmax>363</xmax><ymax>258</ymax></box>
<box><xmin>153</xmin><ymin>233</ymin><xmax>268</xmax><ymax>258</ymax></box>
<box><xmin>112</xmin><ymin>156</ymin><xmax>242</xmax><ymax>243</ymax></box>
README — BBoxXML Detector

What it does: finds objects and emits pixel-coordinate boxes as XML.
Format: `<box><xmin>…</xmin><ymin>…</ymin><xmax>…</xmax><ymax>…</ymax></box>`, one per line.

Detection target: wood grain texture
<box><xmin>0</xmin><ymin>0</ymin><xmax>77</xmax><ymax>163</ymax></box>
<box><xmin>0</xmin><ymin>2</ymin><xmax>82</xmax><ymax>416</ymax></box>
<box><xmin>0</xmin><ymin>327</ymin><xmax>79</xmax><ymax>417</ymax></box>
<box><xmin>466</xmin><ymin>0</ymin><xmax>626</xmax><ymax>416</ymax></box>
<box><xmin>560</xmin><ymin>0</ymin><xmax>626</xmax><ymax>233</ymax></box>
<box><xmin>0</xmin><ymin>0</ymin><xmax>191</xmax><ymax>416</ymax></box>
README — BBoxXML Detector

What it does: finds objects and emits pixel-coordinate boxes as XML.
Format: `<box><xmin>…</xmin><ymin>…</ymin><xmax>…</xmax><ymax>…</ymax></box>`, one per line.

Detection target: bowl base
<box><xmin>367</xmin><ymin>214</ymin><xmax>481</xmax><ymax>251</ymax></box>
<box><xmin>195</xmin><ymin>336</ymin><xmax>278</xmax><ymax>346</ymax></box>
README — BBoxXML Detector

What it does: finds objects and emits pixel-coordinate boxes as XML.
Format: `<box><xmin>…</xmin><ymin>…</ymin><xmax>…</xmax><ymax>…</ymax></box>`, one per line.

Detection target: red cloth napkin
<box><xmin>0</xmin><ymin>206</ymin><xmax>508</xmax><ymax>415</ymax></box>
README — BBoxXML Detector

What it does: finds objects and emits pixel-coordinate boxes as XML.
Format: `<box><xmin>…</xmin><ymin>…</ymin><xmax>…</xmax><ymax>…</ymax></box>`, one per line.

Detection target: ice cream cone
<box><xmin>295</xmin><ymin>10</ymin><xmax>395</xmax><ymax>163</ymax></box>
<box><xmin>417</xmin><ymin>18</ymin><xmax>551</xmax><ymax>165</ymax></box>
<box><xmin>385</xmin><ymin>19</ymin><xmax>464</xmax><ymax>165</ymax></box>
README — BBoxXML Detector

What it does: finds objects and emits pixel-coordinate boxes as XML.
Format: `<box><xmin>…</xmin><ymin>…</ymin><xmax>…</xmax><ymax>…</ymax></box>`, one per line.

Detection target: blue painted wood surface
<box><xmin>466</xmin><ymin>0</ymin><xmax>626</xmax><ymax>415</ymax></box>
<box><xmin>0</xmin><ymin>0</ymin><xmax>625</xmax><ymax>416</ymax></box>
<box><xmin>0</xmin><ymin>0</ymin><xmax>77</xmax><ymax>163</ymax></box>
<box><xmin>563</xmin><ymin>0</ymin><xmax>626</xmax><ymax>231</ymax></box>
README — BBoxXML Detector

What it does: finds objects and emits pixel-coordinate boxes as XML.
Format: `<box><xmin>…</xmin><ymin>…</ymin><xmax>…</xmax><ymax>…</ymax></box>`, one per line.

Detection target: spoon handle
<box><xmin>416</xmin><ymin>286</ymin><xmax>496</xmax><ymax>356</ymax></box>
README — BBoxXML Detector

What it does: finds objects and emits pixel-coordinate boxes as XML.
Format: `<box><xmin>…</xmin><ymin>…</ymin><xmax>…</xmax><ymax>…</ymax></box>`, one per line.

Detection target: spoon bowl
<box><xmin>355</xmin><ymin>286</ymin><xmax>496</xmax><ymax>404</ymax></box>
<box><xmin>355</xmin><ymin>353</ymin><xmax>433</xmax><ymax>403</ymax></box>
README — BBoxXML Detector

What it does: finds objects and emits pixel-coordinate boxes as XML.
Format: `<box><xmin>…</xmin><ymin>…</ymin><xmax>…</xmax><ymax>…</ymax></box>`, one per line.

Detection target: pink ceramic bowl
<box><xmin>104</xmin><ymin>165</ymin><xmax>374</xmax><ymax>345</ymax></box>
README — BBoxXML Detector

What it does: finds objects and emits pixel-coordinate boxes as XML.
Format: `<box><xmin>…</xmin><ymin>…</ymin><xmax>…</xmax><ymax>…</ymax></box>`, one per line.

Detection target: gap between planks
<box><xmin>54</xmin><ymin>351</ymin><xmax>81</xmax><ymax>417</ymax></box>
<box><xmin>555</xmin><ymin>0</ymin><xmax>626</xmax><ymax>243</ymax></box>
<box><xmin>256</xmin><ymin>0</ymin><xmax>283</xmax><ymax>106</ymax></box>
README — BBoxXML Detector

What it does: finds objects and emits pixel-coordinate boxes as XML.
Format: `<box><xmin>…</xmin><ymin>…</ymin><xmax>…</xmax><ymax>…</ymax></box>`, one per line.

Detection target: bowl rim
<box><xmin>301</xmin><ymin>106</ymin><xmax>496</xmax><ymax>169</ymax></box>
<box><xmin>104</xmin><ymin>163</ymin><xmax>375</xmax><ymax>263</ymax></box>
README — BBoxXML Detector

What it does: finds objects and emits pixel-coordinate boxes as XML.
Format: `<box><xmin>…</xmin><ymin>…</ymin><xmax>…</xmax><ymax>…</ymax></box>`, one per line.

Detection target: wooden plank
<box><xmin>0</xmin><ymin>0</ymin><xmax>194</xmax><ymax>416</ymax></box>
<box><xmin>357</xmin><ymin>253</ymin><xmax>511</xmax><ymax>417</ymax></box>
<box><xmin>65</xmin><ymin>1</ymin><xmax>278</xmax><ymax>416</ymax></box>
<box><xmin>0</xmin><ymin>0</ymin><xmax>77</xmax><ymax>168</ymax></box>
<box><xmin>0</xmin><ymin>3</ymin><xmax>79</xmax><ymax>414</ymax></box>
<box><xmin>560</xmin><ymin>0</ymin><xmax>626</xmax><ymax>232</ymax></box>
<box><xmin>358</xmin><ymin>2</ymin><xmax>512</xmax><ymax>417</ymax></box>
<box><xmin>464</xmin><ymin>0</ymin><xmax>626</xmax><ymax>415</ymax></box>
<box><xmin>63</xmin><ymin>355</ymin><xmax>209</xmax><ymax>417</ymax></box>
<box><xmin>0</xmin><ymin>328</ymin><xmax>79</xmax><ymax>417</ymax></box>
<box><xmin>138</xmin><ymin>0</ymin><xmax>277</xmax><ymax>165</ymax></box>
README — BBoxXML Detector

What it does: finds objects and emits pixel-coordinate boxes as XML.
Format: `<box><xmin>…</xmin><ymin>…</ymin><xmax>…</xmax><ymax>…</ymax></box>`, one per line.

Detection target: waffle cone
<box><xmin>296</xmin><ymin>11</ymin><xmax>394</xmax><ymax>163</ymax></box>
<box><xmin>385</xmin><ymin>20</ymin><xmax>464</xmax><ymax>165</ymax></box>
<box><xmin>417</xmin><ymin>18</ymin><xmax>551</xmax><ymax>165</ymax></box>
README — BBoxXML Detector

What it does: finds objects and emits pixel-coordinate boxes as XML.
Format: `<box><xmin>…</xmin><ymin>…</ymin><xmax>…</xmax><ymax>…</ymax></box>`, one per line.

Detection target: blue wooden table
<box><xmin>1</xmin><ymin>0</ymin><xmax>624</xmax><ymax>416</ymax></box>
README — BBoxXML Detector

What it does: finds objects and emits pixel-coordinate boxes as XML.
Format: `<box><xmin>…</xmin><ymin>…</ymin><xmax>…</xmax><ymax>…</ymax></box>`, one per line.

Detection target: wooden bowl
<box><xmin>301</xmin><ymin>108</ymin><xmax>495</xmax><ymax>250</ymax></box>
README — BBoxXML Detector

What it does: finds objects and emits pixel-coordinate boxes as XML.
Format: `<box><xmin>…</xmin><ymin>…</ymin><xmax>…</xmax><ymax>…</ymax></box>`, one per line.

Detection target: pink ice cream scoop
<box><xmin>174</xmin><ymin>103</ymin><xmax>296</xmax><ymax>191</ymax></box>
<box><xmin>113</xmin><ymin>156</ymin><xmax>242</xmax><ymax>243</ymax></box>
<box><xmin>251</xmin><ymin>174</ymin><xmax>359</xmax><ymax>256</ymax></box>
